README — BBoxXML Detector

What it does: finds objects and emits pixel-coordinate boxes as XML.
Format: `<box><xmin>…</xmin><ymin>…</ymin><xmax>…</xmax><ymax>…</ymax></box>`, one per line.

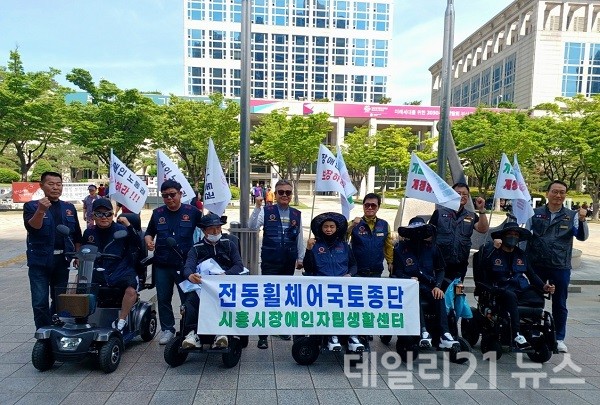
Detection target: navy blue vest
<box><xmin>25</xmin><ymin>200</ymin><xmax>79</xmax><ymax>267</ymax></box>
<box><xmin>528</xmin><ymin>205</ymin><xmax>577</xmax><ymax>269</ymax></box>
<box><xmin>433</xmin><ymin>207</ymin><xmax>478</xmax><ymax>264</ymax></box>
<box><xmin>393</xmin><ymin>241</ymin><xmax>438</xmax><ymax>289</ymax></box>
<box><xmin>311</xmin><ymin>240</ymin><xmax>350</xmax><ymax>277</ymax></box>
<box><xmin>261</xmin><ymin>204</ymin><xmax>301</xmax><ymax>265</ymax></box>
<box><xmin>151</xmin><ymin>204</ymin><xmax>199</xmax><ymax>266</ymax></box>
<box><xmin>485</xmin><ymin>247</ymin><xmax>529</xmax><ymax>290</ymax></box>
<box><xmin>350</xmin><ymin>217</ymin><xmax>388</xmax><ymax>274</ymax></box>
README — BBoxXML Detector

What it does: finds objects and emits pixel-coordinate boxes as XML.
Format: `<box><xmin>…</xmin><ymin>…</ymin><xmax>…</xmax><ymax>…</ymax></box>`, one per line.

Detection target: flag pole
<box><xmin>308</xmin><ymin>189</ymin><xmax>317</xmax><ymax>239</ymax></box>
<box><xmin>156</xmin><ymin>150</ymin><xmax>160</xmax><ymax>208</ymax></box>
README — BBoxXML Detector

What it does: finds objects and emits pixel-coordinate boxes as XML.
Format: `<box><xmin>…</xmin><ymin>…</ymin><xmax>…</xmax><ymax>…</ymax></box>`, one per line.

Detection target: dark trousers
<box><xmin>445</xmin><ymin>261</ymin><xmax>469</xmax><ymax>281</ymax></box>
<box><xmin>28</xmin><ymin>255</ymin><xmax>70</xmax><ymax>329</ymax></box>
<box><xmin>259</xmin><ymin>257</ymin><xmax>296</xmax><ymax>340</ymax></box>
<box><xmin>534</xmin><ymin>267</ymin><xmax>570</xmax><ymax>340</ymax></box>
<box><xmin>155</xmin><ymin>265</ymin><xmax>186</xmax><ymax>333</ymax></box>
<box><xmin>420</xmin><ymin>288</ymin><xmax>450</xmax><ymax>335</ymax></box>
<box><xmin>496</xmin><ymin>287</ymin><xmax>543</xmax><ymax>336</ymax></box>
<box><xmin>182</xmin><ymin>291</ymin><xmax>200</xmax><ymax>335</ymax></box>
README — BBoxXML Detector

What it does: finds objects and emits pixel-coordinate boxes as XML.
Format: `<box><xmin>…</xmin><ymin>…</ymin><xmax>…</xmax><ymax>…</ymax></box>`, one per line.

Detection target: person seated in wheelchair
<box><xmin>181</xmin><ymin>213</ymin><xmax>245</xmax><ymax>349</ymax></box>
<box><xmin>303</xmin><ymin>212</ymin><xmax>364</xmax><ymax>352</ymax></box>
<box><xmin>83</xmin><ymin>198</ymin><xmax>142</xmax><ymax>332</ymax></box>
<box><xmin>479</xmin><ymin>222</ymin><xmax>555</xmax><ymax>349</ymax></box>
<box><xmin>393</xmin><ymin>217</ymin><xmax>459</xmax><ymax>349</ymax></box>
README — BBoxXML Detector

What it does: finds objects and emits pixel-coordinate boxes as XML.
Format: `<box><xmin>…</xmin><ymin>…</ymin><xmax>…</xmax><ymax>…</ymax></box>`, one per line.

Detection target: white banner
<box><xmin>494</xmin><ymin>153</ymin><xmax>527</xmax><ymax>200</ymax></box>
<box><xmin>109</xmin><ymin>153</ymin><xmax>148</xmax><ymax>214</ymax></box>
<box><xmin>198</xmin><ymin>275</ymin><xmax>420</xmax><ymax>335</ymax></box>
<box><xmin>315</xmin><ymin>144</ymin><xmax>346</xmax><ymax>194</ymax></box>
<box><xmin>157</xmin><ymin>150</ymin><xmax>195</xmax><ymax>203</ymax></box>
<box><xmin>336</xmin><ymin>145</ymin><xmax>357</xmax><ymax>220</ymax></box>
<box><xmin>512</xmin><ymin>155</ymin><xmax>535</xmax><ymax>225</ymax></box>
<box><xmin>405</xmin><ymin>153</ymin><xmax>460</xmax><ymax>210</ymax></box>
<box><xmin>203</xmin><ymin>138</ymin><xmax>231</xmax><ymax>217</ymax></box>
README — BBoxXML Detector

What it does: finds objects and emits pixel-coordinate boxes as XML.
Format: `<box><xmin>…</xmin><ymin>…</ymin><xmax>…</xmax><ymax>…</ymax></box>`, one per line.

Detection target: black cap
<box><xmin>92</xmin><ymin>198</ymin><xmax>113</xmax><ymax>211</ymax></box>
<box><xmin>490</xmin><ymin>221</ymin><xmax>531</xmax><ymax>240</ymax></box>
<box><xmin>199</xmin><ymin>213</ymin><xmax>225</xmax><ymax>228</ymax></box>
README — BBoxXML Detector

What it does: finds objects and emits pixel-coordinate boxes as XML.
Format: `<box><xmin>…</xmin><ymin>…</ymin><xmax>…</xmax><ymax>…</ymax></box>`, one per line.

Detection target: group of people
<box><xmin>24</xmin><ymin>173</ymin><xmax>588</xmax><ymax>356</ymax></box>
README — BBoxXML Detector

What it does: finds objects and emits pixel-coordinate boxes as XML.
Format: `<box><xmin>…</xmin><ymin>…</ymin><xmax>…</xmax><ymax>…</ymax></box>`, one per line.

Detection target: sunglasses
<box><xmin>277</xmin><ymin>190</ymin><xmax>293</xmax><ymax>196</ymax></box>
<box><xmin>93</xmin><ymin>211</ymin><xmax>113</xmax><ymax>218</ymax></box>
<box><xmin>161</xmin><ymin>192</ymin><xmax>179</xmax><ymax>199</ymax></box>
<box><xmin>363</xmin><ymin>203</ymin><xmax>378</xmax><ymax>209</ymax></box>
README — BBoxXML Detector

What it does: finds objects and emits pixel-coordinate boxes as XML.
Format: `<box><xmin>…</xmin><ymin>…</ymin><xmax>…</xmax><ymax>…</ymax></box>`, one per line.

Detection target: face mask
<box><xmin>502</xmin><ymin>235</ymin><xmax>519</xmax><ymax>248</ymax></box>
<box><xmin>206</xmin><ymin>233</ymin><xmax>222</xmax><ymax>243</ymax></box>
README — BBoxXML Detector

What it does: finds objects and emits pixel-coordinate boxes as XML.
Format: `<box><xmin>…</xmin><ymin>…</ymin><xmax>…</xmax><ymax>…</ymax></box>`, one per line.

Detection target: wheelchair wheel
<box><xmin>222</xmin><ymin>338</ymin><xmax>242</xmax><ymax>368</ymax></box>
<box><xmin>140</xmin><ymin>310</ymin><xmax>157</xmax><ymax>342</ymax></box>
<box><xmin>449</xmin><ymin>337</ymin><xmax>472</xmax><ymax>364</ymax></box>
<box><xmin>396</xmin><ymin>336</ymin><xmax>417</xmax><ymax>363</ymax></box>
<box><xmin>164</xmin><ymin>335</ymin><xmax>189</xmax><ymax>367</ymax></box>
<box><xmin>98</xmin><ymin>337</ymin><xmax>123</xmax><ymax>373</ymax></box>
<box><xmin>379</xmin><ymin>335</ymin><xmax>393</xmax><ymax>345</ymax></box>
<box><xmin>32</xmin><ymin>339</ymin><xmax>55</xmax><ymax>372</ymax></box>
<box><xmin>527</xmin><ymin>344</ymin><xmax>552</xmax><ymax>363</ymax></box>
<box><xmin>460</xmin><ymin>316</ymin><xmax>480</xmax><ymax>347</ymax></box>
<box><xmin>480</xmin><ymin>335</ymin><xmax>503</xmax><ymax>360</ymax></box>
<box><xmin>291</xmin><ymin>337</ymin><xmax>320</xmax><ymax>365</ymax></box>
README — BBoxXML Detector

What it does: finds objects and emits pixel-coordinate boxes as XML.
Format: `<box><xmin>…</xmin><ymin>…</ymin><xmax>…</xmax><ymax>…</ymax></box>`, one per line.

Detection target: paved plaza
<box><xmin>1</xmin><ymin>199</ymin><xmax>599</xmax><ymax>404</ymax></box>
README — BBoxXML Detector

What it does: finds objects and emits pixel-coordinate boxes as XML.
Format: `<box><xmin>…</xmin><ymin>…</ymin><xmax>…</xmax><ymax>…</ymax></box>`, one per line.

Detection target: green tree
<box><xmin>155</xmin><ymin>93</ymin><xmax>240</xmax><ymax>188</ymax></box>
<box><xmin>30</xmin><ymin>159</ymin><xmax>57</xmax><ymax>182</ymax></box>
<box><xmin>341</xmin><ymin>126</ymin><xmax>377</xmax><ymax>192</ymax></box>
<box><xmin>0</xmin><ymin>50</ymin><xmax>68</xmax><ymax>180</ymax></box>
<box><xmin>251</xmin><ymin>109</ymin><xmax>332</xmax><ymax>205</ymax></box>
<box><xmin>65</xmin><ymin>69</ymin><xmax>158</xmax><ymax>168</ymax></box>
<box><xmin>44</xmin><ymin>143</ymin><xmax>99</xmax><ymax>181</ymax></box>
<box><xmin>374</xmin><ymin>126</ymin><xmax>418</xmax><ymax>195</ymax></box>
<box><xmin>0</xmin><ymin>168</ymin><xmax>20</xmax><ymax>183</ymax></box>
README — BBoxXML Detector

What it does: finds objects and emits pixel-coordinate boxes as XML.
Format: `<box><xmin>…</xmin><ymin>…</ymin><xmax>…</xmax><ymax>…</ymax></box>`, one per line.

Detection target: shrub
<box><xmin>230</xmin><ymin>185</ymin><xmax>240</xmax><ymax>200</ymax></box>
<box><xmin>0</xmin><ymin>168</ymin><xmax>20</xmax><ymax>183</ymax></box>
<box><xmin>30</xmin><ymin>160</ymin><xmax>57</xmax><ymax>182</ymax></box>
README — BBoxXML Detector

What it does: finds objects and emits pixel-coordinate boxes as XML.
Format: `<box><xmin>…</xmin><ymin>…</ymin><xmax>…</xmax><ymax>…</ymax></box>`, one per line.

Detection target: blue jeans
<box><xmin>155</xmin><ymin>265</ymin><xmax>186</xmax><ymax>333</ymax></box>
<box><xmin>534</xmin><ymin>267</ymin><xmax>570</xmax><ymax>341</ymax></box>
<box><xmin>28</xmin><ymin>255</ymin><xmax>70</xmax><ymax>329</ymax></box>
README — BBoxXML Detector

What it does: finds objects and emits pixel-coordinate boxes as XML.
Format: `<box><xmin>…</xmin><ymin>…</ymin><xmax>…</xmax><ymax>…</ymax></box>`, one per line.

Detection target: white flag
<box><xmin>109</xmin><ymin>152</ymin><xmax>148</xmax><ymax>214</ymax></box>
<box><xmin>405</xmin><ymin>153</ymin><xmax>460</xmax><ymax>210</ymax></box>
<box><xmin>315</xmin><ymin>144</ymin><xmax>346</xmax><ymax>195</ymax></box>
<box><xmin>493</xmin><ymin>153</ymin><xmax>527</xmax><ymax>200</ymax></box>
<box><xmin>336</xmin><ymin>145</ymin><xmax>357</xmax><ymax>220</ymax></box>
<box><xmin>512</xmin><ymin>155</ymin><xmax>535</xmax><ymax>225</ymax></box>
<box><xmin>157</xmin><ymin>150</ymin><xmax>195</xmax><ymax>203</ymax></box>
<box><xmin>203</xmin><ymin>138</ymin><xmax>231</xmax><ymax>217</ymax></box>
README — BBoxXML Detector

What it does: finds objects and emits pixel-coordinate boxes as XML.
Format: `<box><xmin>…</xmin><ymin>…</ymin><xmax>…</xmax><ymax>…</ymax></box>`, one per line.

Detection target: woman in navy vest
<box><xmin>303</xmin><ymin>212</ymin><xmax>364</xmax><ymax>352</ymax></box>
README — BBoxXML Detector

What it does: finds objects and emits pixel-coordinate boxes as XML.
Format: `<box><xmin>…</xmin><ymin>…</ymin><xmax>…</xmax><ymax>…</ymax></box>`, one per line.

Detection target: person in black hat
<box><xmin>393</xmin><ymin>217</ymin><xmax>459</xmax><ymax>349</ymax></box>
<box><xmin>478</xmin><ymin>222</ymin><xmax>555</xmax><ymax>349</ymax></box>
<box><xmin>180</xmin><ymin>213</ymin><xmax>245</xmax><ymax>349</ymax></box>
<box><xmin>303</xmin><ymin>212</ymin><xmax>363</xmax><ymax>352</ymax></box>
<box><xmin>83</xmin><ymin>197</ymin><xmax>142</xmax><ymax>332</ymax></box>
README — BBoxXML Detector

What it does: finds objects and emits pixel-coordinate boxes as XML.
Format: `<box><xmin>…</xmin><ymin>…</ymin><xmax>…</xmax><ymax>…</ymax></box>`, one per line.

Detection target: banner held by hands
<box><xmin>405</xmin><ymin>153</ymin><xmax>460</xmax><ymax>210</ymax></box>
<box><xmin>109</xmin><ymin>152</ymin><xmax>149</xmax><ymax>214</ymax></box>
<box><xmin>203</xmin><ymin>138</ymin><xmax>232</xmax><ymax>217</ymax></box>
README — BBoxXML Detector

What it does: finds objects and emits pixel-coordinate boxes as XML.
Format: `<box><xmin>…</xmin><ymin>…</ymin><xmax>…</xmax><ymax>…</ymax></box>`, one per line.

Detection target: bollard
<box><xmin>229</xmin><ymin>222</ymin><xmax>260</xmax><ymax>275</ymax></box>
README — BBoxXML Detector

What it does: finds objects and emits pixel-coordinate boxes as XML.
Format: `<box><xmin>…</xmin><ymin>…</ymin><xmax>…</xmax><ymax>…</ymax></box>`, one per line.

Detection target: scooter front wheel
<box><xmin>32</xmin><ymin>339</ymin><xmax>54</xmax><ymax>372</ymax></box>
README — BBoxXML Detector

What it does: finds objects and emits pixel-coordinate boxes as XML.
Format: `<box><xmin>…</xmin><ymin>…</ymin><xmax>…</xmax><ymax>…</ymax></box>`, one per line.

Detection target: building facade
<box><xmin>429</xmin><ymin>0</ymin><xmax>600</xmax><ymax>109</ymax></box>
<box><xmin>184</xmin><ymin>0</ymin><xmax>393</xmax><ymax>103</ymax></box>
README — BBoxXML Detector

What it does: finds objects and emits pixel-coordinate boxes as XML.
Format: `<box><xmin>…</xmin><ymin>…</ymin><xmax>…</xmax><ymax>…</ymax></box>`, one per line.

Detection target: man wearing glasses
<box><xmin>24</xmin><ymin>171</ymin><xmax>83</xmax><ymax>329</ymax></box>
<box><xmin>429</xmin><ymin>182</ymin><xmax>489</xmax><ymax>283</ymax></box>
<box><xmin>348</xmin><ymin>193</ymin><xmax>394</xmax><ymax>278</ymax></box>
<box><xmin>525</xmin><ymin>180</ymin><xmax>588</xmax><ymax>353</ymax></box>
<box><xmin>83</xmin><ymin>198</ymin><xmax>141</xmax><ymax>332</ymax></box>
<box><xmin>145</xmin><ymin>180</ymin><xmax>203</xmax><ymax>344</ymax></box>
<box><xmin>249</xmin><ymin>179</ymin><xmax>305</xmax><ymax>349</ymax></box>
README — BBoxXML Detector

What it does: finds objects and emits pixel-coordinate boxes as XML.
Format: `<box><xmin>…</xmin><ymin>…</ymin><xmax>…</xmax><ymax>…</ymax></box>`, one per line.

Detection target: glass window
<box><xmin>562</xmin><ymin>42</ymin><xmax>585</xmax><ymax>97</ymax></box>
<box><xmin>480</xmin><ymin>68</ymin><xmax>491</xmax><ymax>104</ymax></box>
<box><xmin>210</xmin><ymin>30</ymin><xmax>225</xmax><ymax>59</ymax></box>
<box><xmin>230</xmin><ymin>0</ymin><xmax>241</xmax><ymax>23</ymax></box>
<box><xmin>470</xmin><ymin>74</ymin><xmax>480</xmax><ymax>105</ymax></box>
<box><xmin>230</xmin><ymin>32</ymin><xmax>241</xmax><ymax>60</ymax></box>
<box><xmin>272</xmin><ymin>0</ymin><xmax>289</xmax><ymax>26</ymax></box>
<box><xmin>352</xmin><ymin>38</ymin><xmax>368</xmax><ymax>67</ymax></box>
<box><xmin>372</xmin><ymin>40</ymin><xmax>388</xmax><ymax>67</ymax></box>
<box><xmin>230</xmin><ymin>69</ymin><xmax>241</xmax><ymax>97</ymax></box>
<box><xmin>333</xmin><ymin>38</ymin><xmax>348</xmax><ymax>66</ymax></box>
<box><xmin>209</xmin><ymin>0</ymin><xmax>226</xmax><ymax>22</ymax></box>
<box><xmin>335</xmin><ymin>1</ymin><xmax>349</xmax><ymax>29</ymax></box>
<box><xmin>253</xmin><ymin>0</ymin><xmax>267</xmax><ymax>24</ymax></box>
<box><xmin>564</xmin><ymin>42</ymin><xmax>584</xmax><ymax>64</ymax></box>
<box><xmin>313</xmin><ymin>0</ymin><xmax>329</xmax><ymax>28</ymax></box>
<box><xmin>293</xmin><ymin>0</ymin><xmax>307</xmax><ymax>27</ymax></box>
<box><xmin>370</xmin><ymin>75</ymin><xmax>386</xmax><ymax>102</ymax></box>
<box><xmin>187</xmin><ymin>66</ymin><xmax>205</xmax><ymax>95</ymax></box>
<box><xmin>504</xmin><ymin>54</ymin><xmax>516</xmax><ymax>87</ymax></box>
<box><xmin>354</xmin><ymin>2</ymin><xmax>369</xmax><ymax>30</ymax></box>
<box><xmin>492</xmin><ymin>62</ymin><xmax>503</xmax><ymax>92</ymax></box>
<box><xmin>187</xmin><ymin>29</ymin><xmax>204</xmax><ymax>58</ymax></box>
<box><xmin>373</xmin><ymin>3</ymin><xmax>389</xmax><ymax>32</ymax></box>
<box><xmin>187</xmin><ymin>1</ymin><xmax>204</xmax><ymax>20</ymax></box>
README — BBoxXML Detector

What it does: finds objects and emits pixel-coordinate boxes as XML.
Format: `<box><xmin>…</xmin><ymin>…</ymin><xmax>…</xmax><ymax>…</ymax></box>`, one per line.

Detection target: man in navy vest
<box><xmin>526</xmin><ymin>180</ymin><xmax>588</xmax><ymax>353</ymax></box>
<box><xmin>249</xmin><ymin>179</ymin><xmax>304</xmax><ymax>349</ymax></box>
<box><xmin>145</xmin><ymin>180</ymin><xmax>203</xmax><ymax>344</ymax></box>
<box><xmin>24</xmin><ymin>171</ymin><xmax>83</xmax><ymax>329</ymax></box>
<box><xmin>429</xmin><ymin>182</ymin><xmax>489</xmax><ymax>283</ymax></box>
<box><xmin>348</xmin><ymin>193</ymin><xmax>394</xmax><ymax>277</ymax></box>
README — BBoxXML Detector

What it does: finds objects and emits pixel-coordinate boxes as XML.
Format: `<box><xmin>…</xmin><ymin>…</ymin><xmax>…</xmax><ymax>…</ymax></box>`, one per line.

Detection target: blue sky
<box><xmin>1</xmin><ymin>0</ymin><xmax>513</xmax><ymax>105</ymax></box>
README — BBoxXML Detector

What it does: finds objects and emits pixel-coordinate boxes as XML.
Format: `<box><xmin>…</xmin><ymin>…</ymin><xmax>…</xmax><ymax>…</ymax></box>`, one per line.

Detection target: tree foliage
<box><xmin>374</xmin><ymin>126</ymin><xmax>418</xmax><ymax>193</ymax></box>
<box><xmin>341</xmin><ymin>126</ymin><xmax>377</xmax><ymax>191</ymax></box>
<box><xmin>154</xmin><ymin>93</ymin><xmax>240</xmax><ymax>188</ymax></box>
<box><xmin>0</xmin><ymin>50</ymin><xmax>67</xmax><ymax>180</ymax></box>
<box><xmin>251</xmin><ymin>109</ymin><xmax>331</xmax><ymax>204</ymax></box>
<box><xmin>65</xmin><ymin>69</ymin><xmax>158</xmax><ymax>168</ymax></box>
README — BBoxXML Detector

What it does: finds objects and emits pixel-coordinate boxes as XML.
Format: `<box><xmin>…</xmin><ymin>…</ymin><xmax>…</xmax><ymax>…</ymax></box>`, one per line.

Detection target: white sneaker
<box><xmin>327</xmin><ymin>336</ymin><xmax>342</xmax><ymax>352</ymax></box>
<box><xmin>439</xmin><ymin>332</ymin><xmax>459</xmax><ymax>349</ymax></box>
<box><xmin>159</xmin><ymin>330</ymin><xmax>175</xmax><ymax>345</ymax></box>
<box><xmin>347</xmin><ymin>335</ymin><xmax>365</xmax><ymax>352</ymax></box>
<box><xmin>112</xmin><ymin>318</ymin><xmax>127</xmax><ymax>332</ymax></box>
<box><xmin>556</xmin><ymin>340</ymin><xmax>568</xmax><ymax>353</ymax></box>
<box><xmin>514</xmin><ymin>334</ymin><xmax>530</xmax><ymax>349</ymax></box>
<box><xmin>419</xmin><ymin>331</ymin><xmax>432</xmax><ymax>348</ymax></box>
<box><xmin>182</xmin><ymin>331</ymin><xmax>201</xmax><ymax>349</ymax></box>
<box><xmin>212</xmin><ymin>335</ymin><xmax>228</xmax><ymax>349</ymax></box>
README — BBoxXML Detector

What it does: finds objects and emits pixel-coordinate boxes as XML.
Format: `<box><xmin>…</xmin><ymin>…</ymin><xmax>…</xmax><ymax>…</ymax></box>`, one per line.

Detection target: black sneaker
<box><xmin>257</xmin><ymin>338</ymin><xmax>268</xmax><ymax>349</ymax></box>
<box><xmin>514</xmin><ymin>334</ymin><xmax>531</xmax><ymax>349</ymax></box>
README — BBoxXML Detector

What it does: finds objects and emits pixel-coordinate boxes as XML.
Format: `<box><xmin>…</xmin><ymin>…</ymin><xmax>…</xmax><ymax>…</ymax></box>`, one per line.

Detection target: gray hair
<box><xmin>274</xmin><ymin>179</ymin><xmax>293</xmax><ymax>190</ymax></box>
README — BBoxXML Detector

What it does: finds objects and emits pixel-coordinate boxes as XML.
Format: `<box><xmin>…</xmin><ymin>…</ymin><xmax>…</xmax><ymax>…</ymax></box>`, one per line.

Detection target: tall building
<box><xmin>429</xmin><ymin>0</ymin><xmax>600</xmax><ymax>109</ymax></box>
<box><xmin>184</xmin><ymin>0</ymin><xmax>393</xmax><ymax>102</ymax></box>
